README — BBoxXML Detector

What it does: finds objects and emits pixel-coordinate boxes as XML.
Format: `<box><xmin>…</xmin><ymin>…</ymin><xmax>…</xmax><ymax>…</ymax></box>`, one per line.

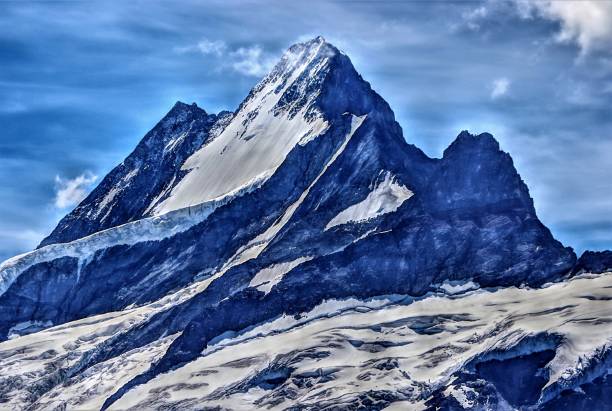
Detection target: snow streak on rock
<box><xmin>249</xmin><ymin>257</ymin><xmax>313</xmax><ymax>294</ymax></box>
<box><xmin>326</xmin><ymin>171</ymin><xmax>413</xmax><ymax>229</ymax></box>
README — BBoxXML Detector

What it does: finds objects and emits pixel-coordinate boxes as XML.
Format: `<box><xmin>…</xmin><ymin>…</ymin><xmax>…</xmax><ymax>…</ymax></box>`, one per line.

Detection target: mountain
<box><xmin>0</xmin><ymin>37</ymin><xmax>608</xmax><ymax>411</ymax></box>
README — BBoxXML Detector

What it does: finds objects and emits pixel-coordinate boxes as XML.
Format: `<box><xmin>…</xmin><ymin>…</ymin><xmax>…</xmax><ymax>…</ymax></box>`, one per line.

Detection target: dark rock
<box><xmin>573</xmin><ymin>250</ymin><xmax>612</xmax><ymax>274</ymax></box>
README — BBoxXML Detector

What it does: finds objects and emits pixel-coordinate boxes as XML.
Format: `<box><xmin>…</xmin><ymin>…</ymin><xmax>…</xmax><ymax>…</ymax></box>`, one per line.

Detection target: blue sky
<box><xmin>1</xmin><ymin>0</ymin><xmax>611</xmax><ymax>261</ymax></box>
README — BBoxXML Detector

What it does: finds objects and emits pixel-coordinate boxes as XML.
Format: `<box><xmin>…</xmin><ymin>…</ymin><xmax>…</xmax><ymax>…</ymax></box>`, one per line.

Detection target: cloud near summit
<box><xmin>54</xmin><ymin>172</ymin><xmax>98</xmax><ymax>209</ymax></box>
<box><xmin>176</xmin><ymin>38</ymin><xmax>277</xmax><ymax>77</ymax></box>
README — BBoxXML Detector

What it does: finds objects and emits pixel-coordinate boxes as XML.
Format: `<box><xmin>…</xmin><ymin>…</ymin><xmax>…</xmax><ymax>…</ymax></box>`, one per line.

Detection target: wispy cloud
<box><xmin>176</xmin><ymin>38</ymin><xmax>227</xmax><ymax>56</ymax></box>
<box><xmin>54</xmin><ymin>172</ymin><xmax>98</xmax><ymax>209</ymax></box>
<box><xmin>196</xmin><ymin>39</ymin><xmax>227</xmax><ymax>55</ymax></box>
<box><xmin>491</xmin><ymin>77</ymin><xmax>510</xmax><ymax>99</ymax></box>
<box><xmin>462</xmin><ymin>5</ymin><xmax>488</xmax><ymax>31</ymax></box>
<box><xmin>230</xmin><ymin>46</ymin><xmax>276</xmax><ymax>77</ymax></box>
<box><xmin>176</xmin><ymin>38</ymin><xmax>276</xmax><ymax>77</ymax></box>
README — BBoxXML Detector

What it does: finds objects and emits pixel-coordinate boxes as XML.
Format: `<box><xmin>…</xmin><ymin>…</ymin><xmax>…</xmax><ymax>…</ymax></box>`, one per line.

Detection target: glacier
<box><xmin>1</xmin><ymin>271</ymin><xmax>611</xmax><ymax>409</ymax></box>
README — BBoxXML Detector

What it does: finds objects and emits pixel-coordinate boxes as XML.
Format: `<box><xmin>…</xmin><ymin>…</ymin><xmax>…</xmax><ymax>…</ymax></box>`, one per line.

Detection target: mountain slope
<box><xmin>2</xmin><ymin>269</ymin><xmax>610</xmax><ymax>410</ymax></box>
<box><xmin>39</xmin><ymin>102</ymin><xmax>232</xmax><ymax>247</ymax></box>
<box><xmin>0</xmin><ymin>37</ymin><xmax>596</xmax><ymax>410</ymax></box>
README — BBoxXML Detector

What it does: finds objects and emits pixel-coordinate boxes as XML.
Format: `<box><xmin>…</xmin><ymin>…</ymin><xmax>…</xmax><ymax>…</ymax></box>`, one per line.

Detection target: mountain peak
<box><xmin>292</xmin><ymin>35</ymin><xmax>327</xmax><ymax>48</ymax></box>
<box><xmin>443</xmin><ymin>130</ymin><xmax>501</xmax><ymax>158</ymax></box>
<box><xmin>168</xmin><ymin>101</ymin><xmax>204</xmax><ymax>114</ymax></box>
<box><xmin>250</xmin><ymin>36</ymin><xmax>342</xmax><ymax>105</ymax></box>
<box><xmin>286</xmin><ymin>36</ymin><xmax>339</xmax><ymax>58</ymax></box>
<box><xmin>229</xmin><ymin>35</ymin><xmax>398</xmax><ymax>129</ymax></box>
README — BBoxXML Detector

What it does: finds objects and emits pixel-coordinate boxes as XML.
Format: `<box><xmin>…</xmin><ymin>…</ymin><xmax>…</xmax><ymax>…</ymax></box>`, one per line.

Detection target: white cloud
<box><xmin>175</xmin><ymin>38</ymin><xmax>226</xmax><ymax>55</ymax></box>
<box><xmin>513</xmin><ymin>0</ymin><xmax>612</xmax><ymax>54</ymax></box>
<box><xmin>176</xmin><ymin>38</ymin><xmax>277</xmax><ymax>77</ymax></box>
<box><xmin>230</xmin><ymin>46</ymin><xmax>276</xmax><ymax>77</ymax></box>
<box><xmin>491</xmin><ymin>77</ymin><xmax>510</xmax><ymax>99</ymax></box>
<box><xmin>54</xmin><ymin>172</ymin><xmax>98</xmax><ymax>209</ymax></box>
<box><xmin>462</xmin><ymin>1</ymin><xmax>612</xmax><ymax>55</ymax></box>
<box><xmin>462</xmin><ymin>5</ymin><xmax>489</xmax><ymax>31</ymax></box>
<box><xmin>196</xmin><ymin>39</ymin><xmax>227</xmax><ymax>55</ymax></box>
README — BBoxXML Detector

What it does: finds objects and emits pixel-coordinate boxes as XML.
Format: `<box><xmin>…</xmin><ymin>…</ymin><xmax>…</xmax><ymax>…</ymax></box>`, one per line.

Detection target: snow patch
<box><xmin>249</xmin><ymin>256</ymin><xmax>313</xmax><ymax>294</ymax></box>
<box><xmin>444</xmin><ymin>384</ymin><xmax>477</xmax><ymax>408</ymax></box>
<box><xmin>326</xmin><ymin>171</ymin><xmax>413</xmax><ymax>230</ymax></box>
<box><xmin>438</xmin><ymin>280</ymin><xmax>480</xmax><ymax>295</ymax></box>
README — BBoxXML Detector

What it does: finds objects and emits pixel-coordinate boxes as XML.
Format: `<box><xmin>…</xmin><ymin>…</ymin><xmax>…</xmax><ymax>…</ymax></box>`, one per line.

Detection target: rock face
<box><xmin>0</xmin><ymin>37</ymin><xmax>604</xmax><ymax>410</ymax></box>
<box><xmin>573</xmin><ymin>250</ymin><xmax>612</xmax><ymax>274</ymax></box>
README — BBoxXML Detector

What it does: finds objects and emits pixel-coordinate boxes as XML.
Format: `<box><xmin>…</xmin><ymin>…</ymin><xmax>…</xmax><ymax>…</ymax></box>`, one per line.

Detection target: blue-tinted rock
<box><xmin>573</xmin><ymin>250</ymin><xmax>612</xmax><ymax>274</ymax></box>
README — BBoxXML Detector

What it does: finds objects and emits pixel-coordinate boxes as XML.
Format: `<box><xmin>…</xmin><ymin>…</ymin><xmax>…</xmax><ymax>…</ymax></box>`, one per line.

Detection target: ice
<box><xmin>33</xmin><ymin>334</ymin><xmax>179</xmax><ymax>410</ymax></box>
<box><xmin>7</xmin><ymin>320</ymin><xmax>53</xmax><ymax>340</ymax></box>
<box><xmin>0</xmin><ymin>174</ymin><xmax>266</xmax><ymax>298</ymax></box>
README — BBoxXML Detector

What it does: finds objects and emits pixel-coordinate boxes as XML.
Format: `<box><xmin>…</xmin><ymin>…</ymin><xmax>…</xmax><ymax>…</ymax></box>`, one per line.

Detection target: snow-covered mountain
<box><xmin>0</xmin><ymin>36</ymin><xmax>609</xmax><ymax>410</ymax></box>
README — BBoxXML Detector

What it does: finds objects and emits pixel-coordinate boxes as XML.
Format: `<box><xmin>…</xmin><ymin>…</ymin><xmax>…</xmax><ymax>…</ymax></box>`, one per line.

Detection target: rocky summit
<box><xmin>0</xmin><ymin>37</ymin><xmax>609</xmax><ymax>411</ymax></box>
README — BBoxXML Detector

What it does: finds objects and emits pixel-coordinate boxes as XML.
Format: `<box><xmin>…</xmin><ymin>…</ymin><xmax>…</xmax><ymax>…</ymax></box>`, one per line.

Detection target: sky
<box><xmin>1</xmin><ymin>0</ymin><xmax>611</xmax><ymax>261</ymax></box>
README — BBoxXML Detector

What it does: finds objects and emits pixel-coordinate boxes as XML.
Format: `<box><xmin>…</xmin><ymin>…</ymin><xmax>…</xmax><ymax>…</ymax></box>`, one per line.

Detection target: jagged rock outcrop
<box><xmin>573</xmin><ymin>250</ymin><xmax>612</xmax><ymax>274</ymax></box>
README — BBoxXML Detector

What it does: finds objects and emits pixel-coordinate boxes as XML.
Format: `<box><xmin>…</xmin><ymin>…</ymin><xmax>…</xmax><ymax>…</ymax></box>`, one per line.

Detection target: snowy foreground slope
<box><xmin>0</xmin><ymin>37</ymin><xmax>610</xmax><ymax>410</ymax></box>
<box><xmin>1</xmin><ymin>272</ymin><xmax>611</xmax><ymax>410</ymax></box>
